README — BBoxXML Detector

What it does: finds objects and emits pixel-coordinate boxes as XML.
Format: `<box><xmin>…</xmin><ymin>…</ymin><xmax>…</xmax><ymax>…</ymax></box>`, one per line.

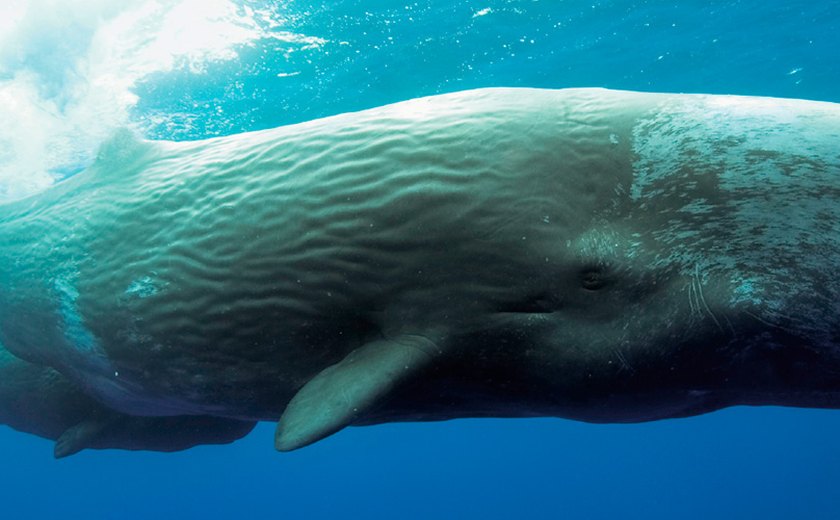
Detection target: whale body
<box><xmin>0</xmin><ymin>88</ymin><xmax>839</xmax><ymax>456</ymax></box>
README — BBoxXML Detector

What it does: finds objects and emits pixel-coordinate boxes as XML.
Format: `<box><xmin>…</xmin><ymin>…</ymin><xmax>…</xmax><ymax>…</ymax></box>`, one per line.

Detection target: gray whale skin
<box><xmin>1</xmin><ymin>88</ymin><xmax>839</xmax><ymax>458</ymax></box>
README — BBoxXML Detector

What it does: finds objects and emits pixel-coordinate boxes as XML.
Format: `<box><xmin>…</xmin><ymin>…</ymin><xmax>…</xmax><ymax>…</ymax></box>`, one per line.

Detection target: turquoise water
<box><xmin>1</xmin><ymin>1</ymin><xmax>839</xmax><ymax>518</ymax></box>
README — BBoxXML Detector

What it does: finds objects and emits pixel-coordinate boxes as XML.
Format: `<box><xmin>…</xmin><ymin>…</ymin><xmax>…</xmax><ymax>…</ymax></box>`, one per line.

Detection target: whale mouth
<box><xmin>496</xmin><ymin>295</ymin><xmax>558</xmax><ymax>314</ymax></box>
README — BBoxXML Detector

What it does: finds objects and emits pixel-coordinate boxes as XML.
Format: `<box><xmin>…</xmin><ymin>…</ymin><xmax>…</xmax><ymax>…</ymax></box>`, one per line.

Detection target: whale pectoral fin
<box><xmin>54</xmin><ymin>415</ymin><xmax>257</xmax><ymax>458</ymax></box>
<box><xmin>276</xmin><ymin>335</ymin><xmax>440</xmax><ymax>452</ymax></box>
<box><xmin>54</xmin><ymin>419</ymin><xmax>111</xmax><ymax>459</ymax></box>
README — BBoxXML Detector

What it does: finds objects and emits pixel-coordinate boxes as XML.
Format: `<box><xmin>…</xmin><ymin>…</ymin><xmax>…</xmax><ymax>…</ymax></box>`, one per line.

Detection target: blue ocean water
<box><xmin>0</xmin><ymin>1</ymin><xmax>839</xmax><ymax>518</ymax></box>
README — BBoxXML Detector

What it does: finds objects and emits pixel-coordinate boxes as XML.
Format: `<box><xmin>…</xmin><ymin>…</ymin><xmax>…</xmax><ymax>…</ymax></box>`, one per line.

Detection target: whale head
<box><xmin>274</xmin><ymin>90</ymin><xmax>840</xmax><ymax>451</ymax></box>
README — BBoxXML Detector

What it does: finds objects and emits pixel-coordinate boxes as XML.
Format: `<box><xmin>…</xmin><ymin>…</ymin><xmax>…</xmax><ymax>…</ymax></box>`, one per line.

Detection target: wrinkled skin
<box><xmin>0</xmin><ymin>88</ymin><xmax>838</xmax><ymax>455</ymax></box>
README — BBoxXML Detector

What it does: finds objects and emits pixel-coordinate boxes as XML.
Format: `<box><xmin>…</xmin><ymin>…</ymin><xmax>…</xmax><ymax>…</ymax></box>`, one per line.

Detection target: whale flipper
<box><xmin>1</xmin><ymin>340</ymin><xmax>257</xmax><ymax>457</ymax></box>
<box><xmin>54</xmin><ymin>419</ymin><xmax>111</xmax><ymax>459</ymax></box>
<box><xmin>53</xmin><ymin>414</ymin><xmax>258</xmax><ymax>458</ymax></box>
<box><xmin>275</xmin><ymin>335</ymin><xmax>440</xmax><ymax>451</ymax></box>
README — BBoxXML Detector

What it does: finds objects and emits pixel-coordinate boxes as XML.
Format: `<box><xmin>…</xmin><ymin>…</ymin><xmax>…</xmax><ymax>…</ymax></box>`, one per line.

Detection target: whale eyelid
<box><xmin>580</xmin><ymin>265</ymin><xmax>611</xmax><ymax>291</ymax></box>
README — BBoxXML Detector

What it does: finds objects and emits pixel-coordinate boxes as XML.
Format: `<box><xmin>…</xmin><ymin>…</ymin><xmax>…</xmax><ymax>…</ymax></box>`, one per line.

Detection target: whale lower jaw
<box><xmin>351</xmin><ymin>388</ymin><xmax>840</xmax><ymax>427</ymax></box>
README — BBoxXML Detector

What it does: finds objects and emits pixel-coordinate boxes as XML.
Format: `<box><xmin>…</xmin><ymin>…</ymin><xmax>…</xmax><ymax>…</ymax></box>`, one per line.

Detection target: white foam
<box><xmin>0</xmin><ymin>0</ymin><xmax>325</xmax><ymax>203</ymax></box>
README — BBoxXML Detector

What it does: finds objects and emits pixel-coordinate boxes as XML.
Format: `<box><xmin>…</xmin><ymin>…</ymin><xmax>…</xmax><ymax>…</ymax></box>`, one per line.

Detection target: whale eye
<box><xmin>580</xmin><ymin>266</ymin><xmax>609</xmax><ymax>291</ymax></box>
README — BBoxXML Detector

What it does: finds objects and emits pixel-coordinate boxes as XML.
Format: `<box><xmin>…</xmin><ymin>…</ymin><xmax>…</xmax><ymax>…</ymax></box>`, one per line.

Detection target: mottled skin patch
<box><xmin>0</xmin><ymin>88</ymin><xmax>838</xmax><ymax>454</ymax></box>
<box><xmin>631</xmin><ymin>94</ymin><xmax>840</xmax><ymax>352</ymax></box>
